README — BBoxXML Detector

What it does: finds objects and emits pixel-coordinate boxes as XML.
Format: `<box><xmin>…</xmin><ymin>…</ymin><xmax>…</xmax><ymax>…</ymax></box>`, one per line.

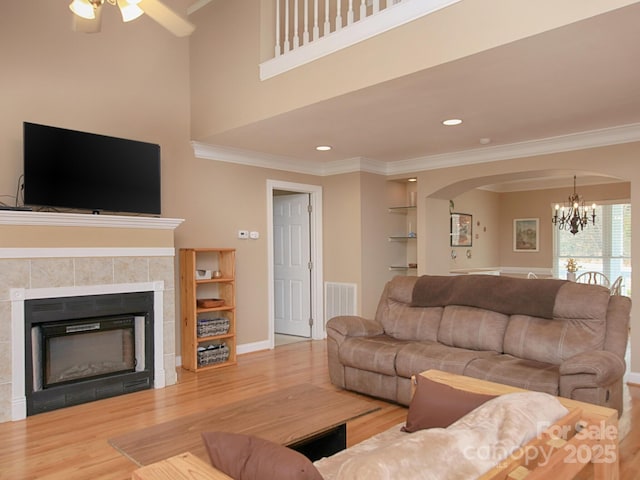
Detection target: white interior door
<box><xmin>273</xmin><ymin>193</ymin><xmax>311</xmax><ymax>337</ymax></box>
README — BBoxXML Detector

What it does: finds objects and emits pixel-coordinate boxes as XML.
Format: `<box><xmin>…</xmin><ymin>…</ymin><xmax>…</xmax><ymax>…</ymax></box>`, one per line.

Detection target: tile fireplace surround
<box><xmin>0</xmin><ymin>211</ymin><xmax>184</xmax><ymax>423</ymax></box>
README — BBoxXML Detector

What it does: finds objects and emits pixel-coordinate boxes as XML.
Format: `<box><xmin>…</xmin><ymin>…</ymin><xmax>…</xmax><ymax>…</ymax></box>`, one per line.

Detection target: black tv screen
<box><xmin>23</xmin><ymin>122</ymin><xmax>161</xmax><ymax>215</ymax></box>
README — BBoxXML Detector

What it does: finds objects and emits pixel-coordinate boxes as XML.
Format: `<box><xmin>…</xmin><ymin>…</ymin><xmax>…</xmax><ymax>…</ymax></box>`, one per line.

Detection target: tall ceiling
<box><xmin>199</xmin><ymin>2</ymin><xmax>640</xmax><ymax>172</ymax></box>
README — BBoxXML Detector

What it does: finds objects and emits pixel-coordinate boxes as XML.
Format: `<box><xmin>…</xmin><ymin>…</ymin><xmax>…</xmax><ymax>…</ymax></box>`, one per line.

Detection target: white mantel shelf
<box><xmin>0</xmin><ymin>211</ymin><xmax>184</xmax><ymax>230</ymax></box>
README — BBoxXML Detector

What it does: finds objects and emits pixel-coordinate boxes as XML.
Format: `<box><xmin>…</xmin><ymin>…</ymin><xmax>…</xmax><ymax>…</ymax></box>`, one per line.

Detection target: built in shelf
<box><xmin>387</xmin><ymin>206</ymin><xmax>416</xmax><ymax>213</ymax></box>
<box><xmin>388</xmin><ymin>235</ymin><xmax>417</xmax><ymax>241</ymax></box>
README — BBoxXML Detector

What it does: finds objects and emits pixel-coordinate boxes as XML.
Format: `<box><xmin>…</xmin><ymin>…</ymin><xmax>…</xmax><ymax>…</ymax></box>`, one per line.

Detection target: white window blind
<box><xmin>553</xmin><ymin>203</ymin><xmax>631</xmax><ymax>295</ymax></box>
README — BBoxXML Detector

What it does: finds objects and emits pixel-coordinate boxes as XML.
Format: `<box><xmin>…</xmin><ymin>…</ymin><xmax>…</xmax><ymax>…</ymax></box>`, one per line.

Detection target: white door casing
<box><xmin>267</xmin><ymin>180</ymin><xmax>324</xmax><ymax>348</ymax></box>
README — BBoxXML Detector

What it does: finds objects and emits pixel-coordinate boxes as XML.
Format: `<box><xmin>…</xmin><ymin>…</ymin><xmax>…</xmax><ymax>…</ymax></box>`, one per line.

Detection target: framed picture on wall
<box><xmin>513</xmin><ymin>218</ymin><xmax>539</xmax><ymax>252</ymax></box>
<box><xmin>450</xmin><ymin>213</ymin><xmax>473</xmax><ymax>247</ymax></box>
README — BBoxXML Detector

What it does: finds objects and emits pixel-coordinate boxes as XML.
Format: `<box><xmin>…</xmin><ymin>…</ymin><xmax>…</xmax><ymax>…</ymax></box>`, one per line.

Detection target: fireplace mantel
<box><xmin>0</xmin><ymin>210</ymin><xmax>183</xmax><ymax>229</ymax></box>
<box><xmin>0</xmin><ymin>211</ymin><xmax>184</xmax><ymax>423</ymax></box>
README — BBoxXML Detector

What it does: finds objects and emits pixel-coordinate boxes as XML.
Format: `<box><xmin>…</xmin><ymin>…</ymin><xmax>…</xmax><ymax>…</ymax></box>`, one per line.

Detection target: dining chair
<box><xmin>610</xmin><ymin>276</ymin><xmax>624</xmax><ymax>295</ymax></box>
<box><xmin>575</xmin><ymin>271</ymin><xmax>610</xmax><ymax>287</ymax></box>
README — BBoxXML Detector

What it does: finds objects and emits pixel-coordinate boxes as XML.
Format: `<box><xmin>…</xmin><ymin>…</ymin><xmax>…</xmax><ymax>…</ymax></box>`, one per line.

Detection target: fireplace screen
<box><xmin>41</xmin><ymin>316</ymin><xmax>136</xmax><ymax>388</ymax></box>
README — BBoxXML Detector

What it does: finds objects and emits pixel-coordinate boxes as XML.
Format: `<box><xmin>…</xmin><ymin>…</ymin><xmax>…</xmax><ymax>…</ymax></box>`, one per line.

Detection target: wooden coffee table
<box><xmin>110</xmin><ymin>383</ymin><xmax>379</xmax><ymax>466</ymax></box>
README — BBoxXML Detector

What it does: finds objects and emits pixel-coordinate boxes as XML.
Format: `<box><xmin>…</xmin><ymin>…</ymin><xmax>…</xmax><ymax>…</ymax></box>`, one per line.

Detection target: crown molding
<box><xmin>321</xmin><ymin>157</ymin><xmax>389</xmax><ymax>176</ymax></box>
<box><xmin>187</xmin><ymin>0</ymin><xmax>213</xmax><ymax>15</ymax></box>
<box><xmin>387</xmin><ymin>122</ymin><xmax>640</xmax><ymax>175</ymax></box>
<box><xmin>191</xmin><ymin>141</ymin><xmax>321</xmax><ymax>175</ymax></box>
<box><xmin>192</xmin><ymin>122</ymin><xmax>640</xmax><ymax>178</ymax></box>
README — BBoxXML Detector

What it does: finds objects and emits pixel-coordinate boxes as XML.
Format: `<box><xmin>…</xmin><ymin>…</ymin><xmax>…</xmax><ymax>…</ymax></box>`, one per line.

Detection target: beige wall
<box><xmin>322</xmin><ymin>172</ymin><xmax>363</xmax><ymax>310</ymax></box>
<box><xmin>0</xmin><ymin>0</ymin><xmax>192</xmax><ymax>374</ymax></box>
<box><xmin>173</xmin><ymin>159</ymin><xmax>322</xmax><ymax>345</ymax></box>
<box><xmin>448</xmin><ymin>188</ymin><xmax>501</xmax><ymax>271</ymax></box>
<box><xmin>499</xmin><ymin>183</ymin><xmax>630</xmax><ymax>268</ymax></box>
<box><xmin>189</xmin><ymin>0</ymin><xmax>636</xmax><ymax>139</ymax></box>
<box><xmin>0</xmin><ymin>225</ymin><xmax>174</xmax><ymax>248</ymax></box>
<box><xmin>418</xmin><ymin>142</ymin><xmax>640</xmax><ymax>371</ymax></box>
<box><xmin>3</xmin><ymin>1</ymin><xmax>638</xmax><ymax>376</ymax></box>
<box><xmin>360</xmin><ymin>173</ymin><xmax>398</xmax><ymax>318</ymax></box>
<box><xmin>0</xmin><ymin>1</ymin><xmax>193</xmax><ymax>218</ymax></box>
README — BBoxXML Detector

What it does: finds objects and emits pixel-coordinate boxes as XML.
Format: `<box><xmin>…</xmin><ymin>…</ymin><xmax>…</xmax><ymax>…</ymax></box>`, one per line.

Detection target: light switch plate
<box><xmin>238</xmin><ymin>230</ymin><xmax>249</xmax><ymax>239</ymax></box>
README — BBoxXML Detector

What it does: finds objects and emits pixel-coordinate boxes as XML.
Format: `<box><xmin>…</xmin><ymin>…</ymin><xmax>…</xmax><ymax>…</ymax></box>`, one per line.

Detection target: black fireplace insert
<box><xmin>25</xmin><ymin>291</ymin><xmax>154</xmax><ymax>415</ymax></box>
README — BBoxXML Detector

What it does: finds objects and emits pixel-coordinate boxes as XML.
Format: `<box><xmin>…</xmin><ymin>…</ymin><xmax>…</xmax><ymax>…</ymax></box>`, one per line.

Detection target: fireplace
<box><xmin>25</xmin><ymin>292</ymin><xmax>154</xmax><ymax>415</ymax></box>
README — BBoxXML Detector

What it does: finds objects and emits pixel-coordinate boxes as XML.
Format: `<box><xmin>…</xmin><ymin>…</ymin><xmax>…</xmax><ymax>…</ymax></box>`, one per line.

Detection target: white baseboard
<box><xmin>237</xmin><ymin>340</ymin><xmax>271</xmax><ymax>355</ymax></box>
<box><xmin>626</xmin><ymin>371</ymin><xmax>640</xmax><ymax>385</ymax></box>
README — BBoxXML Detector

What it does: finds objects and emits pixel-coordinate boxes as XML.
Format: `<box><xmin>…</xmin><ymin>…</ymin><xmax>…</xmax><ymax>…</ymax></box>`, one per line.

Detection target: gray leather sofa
<box><xmin>327</xmin><ymin>275</ymin><xmax>631</xmax><ymax>415</ymax></box>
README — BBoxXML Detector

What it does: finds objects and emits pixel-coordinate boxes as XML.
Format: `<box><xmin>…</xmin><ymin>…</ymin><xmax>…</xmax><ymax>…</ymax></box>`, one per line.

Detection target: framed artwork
<box><xmin>450</xmin><ymin>213</ymin><xmax>473</xmax><ymax>247</ymax></box>
<box><xmin>513</xmin><ymin>218</ymin><xmax>539</xmax><ymax>252</ymax></box>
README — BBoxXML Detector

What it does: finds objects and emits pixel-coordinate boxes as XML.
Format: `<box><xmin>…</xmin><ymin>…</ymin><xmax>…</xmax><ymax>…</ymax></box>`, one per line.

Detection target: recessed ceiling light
<box><xmin>316</xmin><ymin>145</ymin><xmax>332</xmax><ymax>151</ymax></box>
<box><xmin>442</xmin><ymin>118</ymin><xmax>463</xmax><ymax>126</ymax></box>
<box><xmin>408</xmin><ymin>178</ymin><xmax>417</xmax><ymax>182</ymax></box>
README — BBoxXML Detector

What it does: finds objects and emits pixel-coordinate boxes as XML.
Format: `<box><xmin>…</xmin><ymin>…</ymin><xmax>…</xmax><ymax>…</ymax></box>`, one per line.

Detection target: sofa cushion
<box><xmin>201</xmin><ymin>431</ymin><xmax>323</xmax><ymax>480</ymax></box>
<box><xmin>464</xmin><ymin>354</ymin><xmax>560</xmax><ymax>395</ymax></box>
<box><xmin>339</xmin><ymin>335</ymin><xmax>409</xmax><ymax>376</ymax></box>
<box><xmin>402</xmin><ymin>375</ymin><xmax>496</xmax><ymax>432</ymax></box>
<box><xmin>552</xmin><ymin>281</ymin><xmax>611</xmax><ymax>319</ymax></box>
<box><xmin>384</xmin><ymin>274</ymin><xmax>418</xmax><ymax>304</ymax></box>
<box><xmin>438</xmin><ymin>305</ymin><xmax>509</xmax><ymax>352</ymax></box>
<box><xmin>503</xmin><ymin>313</ymin><xmax>607</xmax><ymax>365</ymax></box>
<box><xmin>379</xmin><ymin>302</ymin><xmax>443</xmax><ymax>342</ymax></box>
<box><xmin>395</xmin><ymin>342</ymin><xmax>495</xmax><ymax>378</ymax></box>
<box><xmin>375</xmin><ymin>276</ymin><xmax>443</xmax><ymax>342</ymax></box>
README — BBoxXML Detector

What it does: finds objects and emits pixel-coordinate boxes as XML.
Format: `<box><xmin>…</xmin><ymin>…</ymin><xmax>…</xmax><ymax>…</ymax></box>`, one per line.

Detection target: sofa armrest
<box><xmin>326</xmin><ymin>315</ymin><xmax>384</xmax><ymax>338</ymax></box>
<box><xmin>559</xmin><ymin>351</ymin><xmax>626</xmax><ymax>385</ymax></box>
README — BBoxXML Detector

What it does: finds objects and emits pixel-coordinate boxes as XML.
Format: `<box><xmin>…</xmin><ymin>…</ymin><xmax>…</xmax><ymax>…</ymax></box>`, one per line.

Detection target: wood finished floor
<box><xmin>0</xmin><ymin>339</ymin><xmax>638</xmax><ymax>479</ymax></box>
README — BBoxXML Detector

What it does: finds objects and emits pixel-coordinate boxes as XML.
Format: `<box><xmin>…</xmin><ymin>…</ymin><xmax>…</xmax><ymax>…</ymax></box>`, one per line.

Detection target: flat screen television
<box><xmin>23</xmin><ymin>122</ymin><xmax>161</xmax><ymax>215</ymax></box>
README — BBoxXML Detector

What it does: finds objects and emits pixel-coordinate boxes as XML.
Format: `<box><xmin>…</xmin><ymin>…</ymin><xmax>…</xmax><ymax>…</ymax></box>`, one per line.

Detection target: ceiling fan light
<box><xmin>117</xmin><ymin>0</ymin><xmax>144</xmax><ymax>22</ymax></box>
<box><xmin>69</xmin><ymin>0</ymin><xmax>96</xmax><ymax>20</ymax></box>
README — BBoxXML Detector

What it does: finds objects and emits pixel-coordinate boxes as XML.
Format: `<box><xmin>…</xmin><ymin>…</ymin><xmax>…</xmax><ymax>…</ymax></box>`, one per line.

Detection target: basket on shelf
<box><xmin>197</xmin><ymin>317</ymin><xmax>230</xmax><ymax>337</ymax></box>
<box><xmin>197</xmin><ymin>343</ymin><xmax>230</xmax><ymax>367</ymax></box>
<box><xmin>196</xmin><ymin>298</ymin><xmax>225</xmax><ymax>308</ymax></box>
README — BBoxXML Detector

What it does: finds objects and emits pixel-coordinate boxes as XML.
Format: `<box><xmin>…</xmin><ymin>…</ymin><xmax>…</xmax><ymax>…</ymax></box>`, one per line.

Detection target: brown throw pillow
<box><xmin>201</xmin><ymin>431</ymin><xmax>323</xmax><ymax>480</ymax></box>
<box><xmin>402</xmin><ymin>375</ymin><xmax>496</xmax><ymax>432</ymax></box>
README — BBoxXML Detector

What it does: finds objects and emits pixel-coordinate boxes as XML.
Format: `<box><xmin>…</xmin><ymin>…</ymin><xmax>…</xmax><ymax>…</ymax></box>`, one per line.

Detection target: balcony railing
<box><xmin>260</xmin><ymin>0</ymin><xmax>462</xmax><ymax>80</ymax></box>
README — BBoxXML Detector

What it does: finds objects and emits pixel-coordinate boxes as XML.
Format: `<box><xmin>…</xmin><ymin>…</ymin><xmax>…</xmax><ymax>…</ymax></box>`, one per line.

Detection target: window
<box><xmin>553</xmin><ymin>203</ymin><xmax>631</xmax><ymax>295</ymax></box>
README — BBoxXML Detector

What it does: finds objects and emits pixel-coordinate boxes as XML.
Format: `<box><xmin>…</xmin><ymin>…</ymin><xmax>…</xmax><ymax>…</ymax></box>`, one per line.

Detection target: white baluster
<box><xmin>303</xmin><ymin>0</ymin><xmax>309</xmax><ymax>44</ymax></box>
<box><xmin>284</xmin><ymin>0</ymin><xmax>290</xmax><ymax>52</ymax></box>
<box><xmin>347</xmin><ymin>0</ymin><xmax>354</xmax><ymax>25</ymax></box>
<box><xmin>274</xmin><ymin>0</ymin><xmax>281</xmax><ymax>56</ymax></box>
<box><xmin>336</xmin><ymin>0</ymin><xmax>342</xmax><ymax>31</ymax></box>
<box><xmin>373</xmin><ymin>0</ymin><xmax>379</xmax><ymax>14</ymax></box>
<box><xmin>313</xmin><ymin>0</ymin><xmax>319</xmax><ymax>41</ymax></box>
<box><xmin>324</xmin><ymin>0</ymin><xmax>330</xmax><ymax>36</ymax></box>
<box><xmin>293</xmin><ymin>0</ymin><xmax>300</xmax><ymax>48</ymax></box>
<box><xmin>359</xmin><ymin>0</ymin><xmax>366</xmax><ymax>20</ymax></box>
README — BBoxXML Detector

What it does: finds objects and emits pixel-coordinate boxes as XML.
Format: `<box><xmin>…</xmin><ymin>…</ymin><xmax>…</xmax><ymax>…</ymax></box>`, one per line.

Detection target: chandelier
<box><xmin>552</xmin><ymin>176</ymin><xmax>596</xmax><ymax>235</ymax></box>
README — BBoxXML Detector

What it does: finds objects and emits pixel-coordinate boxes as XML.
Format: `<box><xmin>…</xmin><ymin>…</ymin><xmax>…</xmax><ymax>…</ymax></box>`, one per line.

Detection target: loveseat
<box><xmin>327</xmin><ymin>274</ymin><xmax>631</xmax><ymax>414</ymax></box>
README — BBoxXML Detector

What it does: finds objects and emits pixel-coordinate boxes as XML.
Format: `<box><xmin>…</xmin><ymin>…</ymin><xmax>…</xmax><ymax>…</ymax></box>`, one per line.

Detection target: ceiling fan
<box><xmin>69</xmin><ymin>0</ymin><xmax>195</xmax><ymax>37</ymax></box>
